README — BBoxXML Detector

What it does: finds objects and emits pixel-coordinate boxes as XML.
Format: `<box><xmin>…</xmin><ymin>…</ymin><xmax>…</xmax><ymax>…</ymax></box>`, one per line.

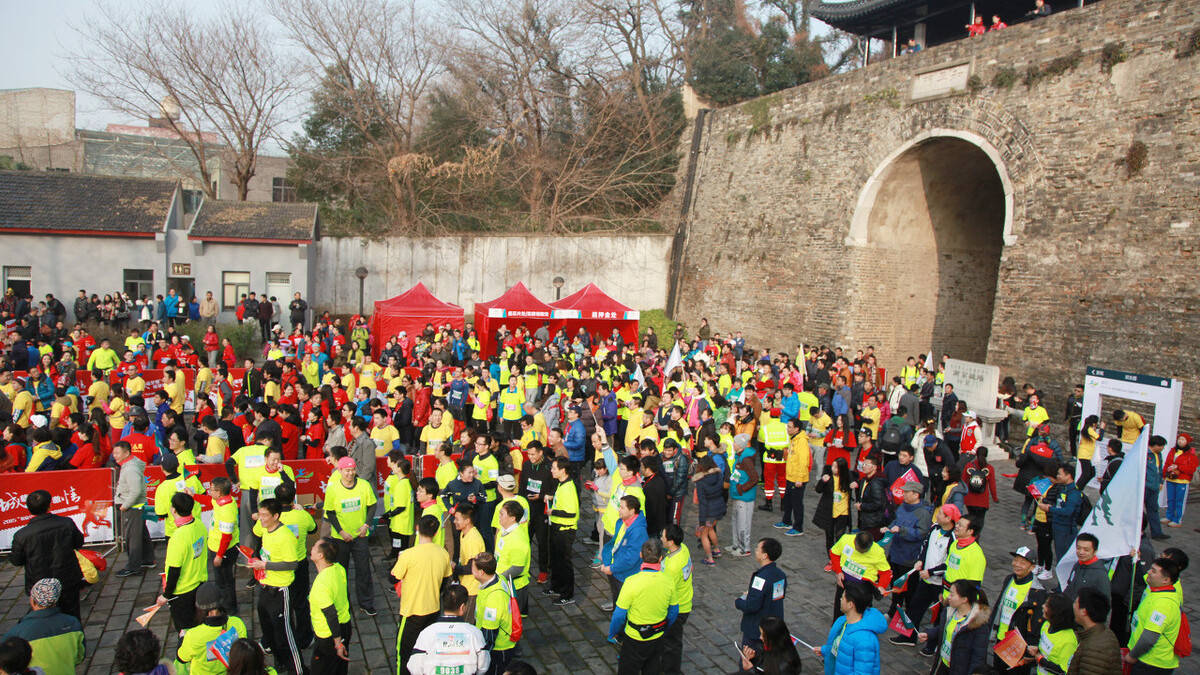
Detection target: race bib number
<box><xmin>663</xmin><ymin>460</ymin><xmax>675</xmax><ymax>474</ymax></box>
<box><xmin>341</xmin><ymin>498</ymin><xmax>362</xmax><ymax>513</ymax></box>
<box><xmin>489</xmin><ymin>469</ymin><xmax>499</xmax><ymax>480</ymax></box>
<box><xmin>751</xmin><ymin>576</ymin><xmax>765</xmax><ymax>591</ymax></box>
<box><xmin>527</xmin><ymin>479</ymin><xmax>542</xmax><ymax>493</ymax></box>
<box><xmin>218</xmin><ymin>521</ymin><xmax>235</xmax><ymax>534</ymax></box>
<box><xmin>1038</xmin><ymin>632</ymin><xmax>1053</xmax><ymax>654</ymax></box>
<box><xmin>483</xmin><ymin>606</ymin><xmax>499</xmax><ymax>622</ymax></box>
<box><xmin>433</xmin><ymin>666</ymin><xmax>466</xmax><ymax>675</ymax></box>
<box><xmin>772</xmin><ymin>579</ymin><xmax>785</xmax><ymax>600</ymax></box>
<box><xmin>1149</xmin><ymin>610</ymin><xmax>1167</xmax><ymax>628</ymax></box>
<box><xmin>833</xmin><ymin>492</ymin><xmax>844</xmax><ymax>503</ymax></box>
<box><xmin>842</xmin><ymin>559</ymin><xmax>866</xmax><ymax>580</ymax></box>
<box><xmin>947</xmin><ymin>552</ymin><xmax>961</xmax><ymax>570</ymax></box>
<box><xmin>175</xmin><ymin>480</ymin><xmax>187</xmax><ymax>491</ymax></box>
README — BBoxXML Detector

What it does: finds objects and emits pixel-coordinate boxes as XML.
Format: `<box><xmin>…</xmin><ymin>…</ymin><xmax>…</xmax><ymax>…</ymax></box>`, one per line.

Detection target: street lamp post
<box><xmin>553</xmin><ymin>276</ymin><xmax>565</xmax><ymax>301</ymax></box>
<box><xmin>355</xmin><ymin>266</ymin><xmax>368</xmax><ymax>315</ymax></box>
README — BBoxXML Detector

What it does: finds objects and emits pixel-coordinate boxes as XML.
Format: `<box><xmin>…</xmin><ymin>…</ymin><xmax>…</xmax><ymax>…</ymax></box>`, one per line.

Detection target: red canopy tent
<box><xmin>473</xmin><ymin>282</ymin><xmax>556</xmax><ymax>357</ymax></box>
<box><xmin>550</xmin><ymin>283</ymin><xmax>640</xmax><ymax>346</ymax></box>
<box><xmin>370</xmin><ymin>283</ymin><xmax>464</xmax><ymax>358</ymax></box>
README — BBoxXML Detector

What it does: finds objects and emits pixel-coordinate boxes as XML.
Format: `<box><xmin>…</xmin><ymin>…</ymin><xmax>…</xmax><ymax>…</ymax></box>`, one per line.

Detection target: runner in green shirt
<box><xmin>157</xmin><ymin>492</ymin><xmax>208</xmax><ymax>631</ymax></box>
<box><xmin>249</xmin><ymin>498</ymin><xmax>304</xmax><ymax>675</ymax></box>
<box><xmin>1125</xmin><ymin>558</ymin><xmax>1183</xmax><ymax>671</ymax></box>
<box><xmin>174</xmin><ymin>582</ymin><xmax>247</xmax><ymax>675</ymax></box>
<box><xmin>323</xmin><ymin>456</ymin><xmax>378</xmax><ymax>616</ymax></box>
<box><xmin>308</xmin><ymin>537</ymin><xmax>352</xmax><ymax>673</ymax></box>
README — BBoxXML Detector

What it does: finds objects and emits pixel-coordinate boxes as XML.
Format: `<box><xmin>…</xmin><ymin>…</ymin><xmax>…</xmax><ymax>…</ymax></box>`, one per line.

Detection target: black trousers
<box><xmin>310</xmin><ymin>625</ymin><xmax>352</xmax><ymax>675</ymax></box>
<box><xmin>258</xmin><ymin>585</ymin><xmax>303</xmax><ymax>675</ymax></box>
<box><xmin>609</xmin><ymin>576</ymin><xmax>623</xmax><ymax>604</ymax></box>
<box><xmin>289</xmin><ymin>559</ymin><xmax>314</xmax><ymax>649</ymax></box>
<box><xmin>57</xmin><ymin>583</ymin><xmax>81</xmax><ymax>619</ymax></box>
<box><xmin>120</xmin><ymin>508</ymin><xmax>153</xmax><ymax>572</ymax></box>
<box><xmin>782</xmin><ymin>481</ymin><xmax>806</xmax><ymax>529</ymax></box>
<box><xmin>905</xmin><ymin>580</ymin><xmax>942</xmax><ymax>629</ymax></box>
<box><xmin>1076</xmin><ymin>461</ymin><xmax>1096</xmax><ymax>491</ymax></box>
<box><xmin>529</xmin><ymin>510</ymin><xmax>550</xmax><ymax>575</ymax></box>
<box><xmin>884</xmin><ymin>561</ymin><xmax>913</xmax><ymax>617</ymax></box>
<box><xmin>167</xmin><ymin>587</ymin><xmax>198</xmax><ymax>630</ymax></box>
<box><xmin>485</xmin><ymin>648</ymin><xmax>514</xmax><ymax>675</ymax></box>
<box><xmin>966</xmin><ymin>506</ymin><xmax>989</xmax><ymax>535</ymax></box>
<box><xmin>334</xmin><ymin>537</ymin><xmax>374</xmax><ymax>612</ymax></box>
<box><xmin>549</xmin><ymin>526</ymin><xmax>576</xmax><ymax>599</ymax></box>
<box><xmin>661</xmin><ymin>612</ymin><xmax>689</xmax><ymax>675</ymax></box>
<box><xmin>618</xmin><ymin>635</ymin><xmax>663</xmax><ymax>675</ymax></box>
<box><xmin>209</xmin><ymin>548</ymin><xmax>239</xmax><ymax>614</ymax></box>
<box><xmin>397</xmin><ymin>612</ymin><xmax>437</xmax><ymax>674</ymax></box>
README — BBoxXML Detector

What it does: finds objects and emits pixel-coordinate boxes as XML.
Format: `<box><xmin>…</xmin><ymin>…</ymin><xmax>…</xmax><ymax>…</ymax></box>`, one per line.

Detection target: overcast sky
<box><xmin>0</xmin><ymin>0</ymin><xmax>302</xmax><ymax>153</ymax></box>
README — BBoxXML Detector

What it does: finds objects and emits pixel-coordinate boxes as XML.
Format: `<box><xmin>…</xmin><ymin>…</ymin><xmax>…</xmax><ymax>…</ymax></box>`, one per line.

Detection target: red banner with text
<box><xmin>0</xmin><ymin>468</ymin><xmax>116</xmax><ymax>552</ymax></box>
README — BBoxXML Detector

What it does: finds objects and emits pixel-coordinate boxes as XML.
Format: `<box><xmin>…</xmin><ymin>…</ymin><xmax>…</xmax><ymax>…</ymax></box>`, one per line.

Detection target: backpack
<box><xmin>1075</xmin><ymin>491</ymin><xmax>1092</xmax><ymax>526</ymax></box>
<box><xmin>501</xmin><ymin>577</ymin><xmax>523</xmax><ymax>642</ymax></box>
<box><xmin>967</xmin><ymin>467</ymin><xmax>987</xmax><ymax>494</ymax></box>
<box><xmin>880</xmin><ymin>424</ymin><xmax>903</xmax><ymax>450</ymax></box>
<box><xmin>1175</xmin><ymin>612</ymin><xmax>1192</xmax><ymax>657</ymax></box>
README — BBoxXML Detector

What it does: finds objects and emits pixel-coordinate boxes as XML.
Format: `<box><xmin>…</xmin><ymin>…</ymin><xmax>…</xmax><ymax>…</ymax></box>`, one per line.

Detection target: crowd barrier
<box><xmin>0</xmin><ymin>468</ymin><xmax>117</xmax><ymax>553</ymax></box>
<box><xmin>0</xmin><ymin>456</ymin><xmax>395</xmax><ymax>550</ymax></box>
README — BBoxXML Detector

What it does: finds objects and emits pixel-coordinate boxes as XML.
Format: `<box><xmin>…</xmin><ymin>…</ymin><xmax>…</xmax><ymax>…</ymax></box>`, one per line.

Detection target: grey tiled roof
<box><xmin>0</xmin><ymin>169</ymin><xmax>175</xmax><ymax>235</ymax></box>
<box><xmin>189</xmin><ymin>199</ymin><xmax>317</xmax><ymax>242</ymax></box>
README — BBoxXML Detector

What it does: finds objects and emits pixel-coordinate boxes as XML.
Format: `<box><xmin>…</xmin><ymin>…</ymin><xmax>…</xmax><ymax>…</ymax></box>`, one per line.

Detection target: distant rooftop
<box><xmin>0</xmin><ymin>170</ymin><xmax>176</xmax><ymax>237</ymax></box>
<box><xmin>189</xmin><ymin>199</ymin><xmax>318</xmax><ymax>243</ymax></box>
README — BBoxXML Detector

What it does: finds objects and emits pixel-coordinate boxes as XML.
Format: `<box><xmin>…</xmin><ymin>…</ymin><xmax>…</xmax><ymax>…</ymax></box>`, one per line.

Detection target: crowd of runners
<box><xmin>0</xmin><ymin>290</ymin><xmax>1193</xmax><ymax>675</ymax></box>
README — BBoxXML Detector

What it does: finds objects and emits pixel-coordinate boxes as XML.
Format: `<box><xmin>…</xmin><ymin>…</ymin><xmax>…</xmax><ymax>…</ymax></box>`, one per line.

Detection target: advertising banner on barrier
<box><xmin>0</xmin><ymin>468</ymin><xmax>116</xmax><ymax>552</ymax></box>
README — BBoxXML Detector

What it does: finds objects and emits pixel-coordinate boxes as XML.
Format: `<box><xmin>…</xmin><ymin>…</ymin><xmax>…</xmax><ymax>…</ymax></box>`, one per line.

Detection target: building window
<box><xmin>272</xmin><ymin>177</ymin><xmax>296</xmax><ymax>203</ymax></box>
<box><xmin>123</xmin><ymin>269</ymin><xmax>154</xmax><ymax>300</ymax></box>
<box><xmin>182</xmin><ymin>189</ymin><xmax>204</xmax><ymax>214</ymax></box>
<box><xmin>222</xmin><ymin>271</ymin><xmax>251</xmax><ymax>310</ymax></box>
<box><xmin>2</xmin><ymin>266</ymin><xmax>31</xmax><ymax>298</ymax></box>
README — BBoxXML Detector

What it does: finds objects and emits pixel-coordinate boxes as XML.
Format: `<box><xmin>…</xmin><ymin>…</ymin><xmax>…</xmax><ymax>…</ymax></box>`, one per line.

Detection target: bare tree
<box><xmin>68</xmin><ymin>2</ymin><xmax>298</xmax><ymax>200</ymax></box>
<box><xmin>272</xmin><ymin>0</ymin><xmax>447</xmax><ymax>229</ymax></box>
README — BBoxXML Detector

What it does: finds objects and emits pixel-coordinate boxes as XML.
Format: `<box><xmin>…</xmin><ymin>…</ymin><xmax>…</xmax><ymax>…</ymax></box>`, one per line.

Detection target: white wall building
<box><xmin>0</xmin><ymin>170</ymin><xmax>318</xmax><ymax>322</ymax></box>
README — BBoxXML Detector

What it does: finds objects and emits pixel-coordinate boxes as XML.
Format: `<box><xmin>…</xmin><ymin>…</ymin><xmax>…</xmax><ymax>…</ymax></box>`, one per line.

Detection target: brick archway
<box><xmin>844</xmin><ymin>130</ymin><xmax>1010</xmax><ymax>365</ymax></box>
<box><xmin>846</xmin><ymin>128</ymin><xmax>1017</xmax><ymax>248</ymax></box>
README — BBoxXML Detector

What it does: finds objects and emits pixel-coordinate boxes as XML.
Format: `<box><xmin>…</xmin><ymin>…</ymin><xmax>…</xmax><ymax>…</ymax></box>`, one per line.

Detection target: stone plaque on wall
<box><xmin>911</xmin><ymin>62</ymin><xmax>971</xmax><ymax>101</ymax></box>
<box><xmin>943</xmin><ymin>358</ymin><xmax>1000</xmax><ymax>413</ymax></box>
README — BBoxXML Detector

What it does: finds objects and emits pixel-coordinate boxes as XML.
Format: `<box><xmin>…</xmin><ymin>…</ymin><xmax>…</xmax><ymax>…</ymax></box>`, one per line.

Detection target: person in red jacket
<box><xmin>960</xmin><ymin>446</ymin><xmax>998</xmax><ymax>533</ymax></box>
<box><xmin>966</xmin><ymin>15</ymin><xmax>986</xmax><ymax>36</ymax></box>
<box><xmin>1163</xmin><ymin>433</ymin><xmax>1196</xmax><ymax>527</ymax></box>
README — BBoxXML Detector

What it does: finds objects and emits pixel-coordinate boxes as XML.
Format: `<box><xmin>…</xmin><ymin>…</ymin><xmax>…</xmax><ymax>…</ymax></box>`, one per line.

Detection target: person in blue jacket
<box><xmin>735</xmin><ymin>537</ymin><xmax>786</xmax><ymax>650</ymax></box>
<box><xmin>1038</xmin><ymin>462</ymin><xmax>1083</xmax><ymax>564</ymax></box>
<box><xmin>599</xmin><ymin>495</ymin><xmax>648</xmax><ymax>612</ymax></box>
<box><xmin>819</xmin><ymin>581</ymin><xmax>886</xmax><ymax>675</ymax></box>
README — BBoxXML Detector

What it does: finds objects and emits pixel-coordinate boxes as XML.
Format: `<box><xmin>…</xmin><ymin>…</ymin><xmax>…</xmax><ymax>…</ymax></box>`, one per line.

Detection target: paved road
<box><xmin>2</xmin><ymin>456</ymin><xmax>1196</xmax><ymax>673</ymax></box>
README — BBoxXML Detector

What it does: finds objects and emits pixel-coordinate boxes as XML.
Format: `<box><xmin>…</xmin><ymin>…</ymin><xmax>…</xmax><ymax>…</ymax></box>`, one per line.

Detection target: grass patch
<box><xmin>991</xmin><ymin>67</ymin><xmax>1019</xmax><ymax>89</ymax></box>
<box><xmin>1177</xmin><ymin>28</ymin><xmax>1200</xmax><ymax>58</ymax></box>
<box><xmin>639</xmin><ymin>309</ymin><xmax>685</xmax><ymax>345</ymax></box>
<box><xmin>1101</xmin><ymin>42</ymin><xmax>1128</xmax><ymax>73</ymax></box>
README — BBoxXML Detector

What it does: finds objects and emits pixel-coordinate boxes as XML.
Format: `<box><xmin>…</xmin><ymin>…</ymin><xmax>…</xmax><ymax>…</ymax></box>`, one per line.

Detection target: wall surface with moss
<box><xmin>673</xmin><ymin>0</ymin><xmax>1200</xmax><ymax>422</ymax></box>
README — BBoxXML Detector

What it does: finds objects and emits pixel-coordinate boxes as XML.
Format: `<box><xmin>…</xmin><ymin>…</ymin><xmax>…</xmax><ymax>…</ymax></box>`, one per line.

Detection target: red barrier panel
<box><xmin>0</xmin><ymin>468</ymin><xmax>116</xmax><ymax>552</ymax></box>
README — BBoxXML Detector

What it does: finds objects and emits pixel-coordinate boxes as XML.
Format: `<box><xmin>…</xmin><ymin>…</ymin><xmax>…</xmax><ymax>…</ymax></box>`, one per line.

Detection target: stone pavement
<box><xmin>2</xmin><ymin>456</ymin><xmax>1197</xmax><ymax>674</ymax></box>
